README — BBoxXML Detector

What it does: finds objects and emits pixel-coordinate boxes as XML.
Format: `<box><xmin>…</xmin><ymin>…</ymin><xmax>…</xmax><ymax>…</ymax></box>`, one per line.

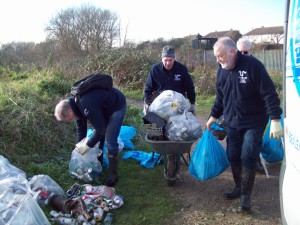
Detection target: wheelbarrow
<box><xmin>145</xmin><ymin>135</ymin><xmax>196</xmax><ymax>186</ymax></box>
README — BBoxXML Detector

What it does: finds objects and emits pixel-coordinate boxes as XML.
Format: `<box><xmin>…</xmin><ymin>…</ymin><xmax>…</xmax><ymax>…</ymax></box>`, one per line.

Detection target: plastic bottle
<box><xmin>104</xmin><ymin>213</ymin><xmax>113</xmax><ymax>225</ymax></box>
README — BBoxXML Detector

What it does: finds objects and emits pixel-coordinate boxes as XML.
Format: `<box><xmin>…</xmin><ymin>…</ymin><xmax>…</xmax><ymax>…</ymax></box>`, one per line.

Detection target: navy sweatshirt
<box><xmin>210</xmin><ymin>52</ymin><xmax>282</xmax><ymax>129</ymax></box>
<box><xmin>69</xmin><ymin>87</ymin><xmax>126</xmax><ymax>147</ymax></box>
<box><xmin>144</xmin><ymin>61</ymin><xmax>196</xmax><ymax>104</ymax></box>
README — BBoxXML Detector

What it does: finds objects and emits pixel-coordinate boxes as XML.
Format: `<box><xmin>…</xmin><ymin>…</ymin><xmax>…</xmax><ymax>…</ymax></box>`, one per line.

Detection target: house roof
<box><xmin>244</xmin><ymin>26</ymin><xmax>283</xmax><ymax>36</ymax></box>
<box><xmin>203</xmin><ymin>30</ymin><xmax>233</xmax><ymax>38</ymax></box>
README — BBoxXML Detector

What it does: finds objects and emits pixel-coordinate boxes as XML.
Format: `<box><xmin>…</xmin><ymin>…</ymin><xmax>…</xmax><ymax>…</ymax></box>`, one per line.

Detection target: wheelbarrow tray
<box><xmin>145</xmin><ymin>136</ymin><xmax>196</xmax><ymax>155</ymax></box>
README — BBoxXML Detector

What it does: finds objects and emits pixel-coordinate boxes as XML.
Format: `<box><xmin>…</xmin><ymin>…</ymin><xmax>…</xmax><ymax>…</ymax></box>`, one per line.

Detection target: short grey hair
<box><xmin>214</xmin><ymin>37</ymin><xmax>238</xmax><ymax>53</ymax></box>
<box><xmin>54</xmin><ymin>99</ymin><xmax>71</xmax><ymax>121</ymax></box>
<box><xmin>237</xmin><ymin>38</ymin><xmax>252</xmax><ymax>51</ymax></box>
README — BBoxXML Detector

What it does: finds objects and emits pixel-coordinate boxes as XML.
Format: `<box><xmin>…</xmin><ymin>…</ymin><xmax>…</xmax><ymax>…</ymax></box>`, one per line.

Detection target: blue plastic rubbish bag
<box><xmin>87</xmin><ymin>126</ymin><xmax>137</xmax><ymax>168</ymax></box>
<box><xmin>122</xmin><ymin>151</ymin><xmax>160</xmax><ymax>168</ymax></box>
<box><xmin>189</xmin><ymin>129</ymin><xmax>229</xmax><ymax>181</ymax></box>
<box><xmin>261</xmin><ymin>119</ymin><xmax>284</xmax><ymax>163</ymax></box>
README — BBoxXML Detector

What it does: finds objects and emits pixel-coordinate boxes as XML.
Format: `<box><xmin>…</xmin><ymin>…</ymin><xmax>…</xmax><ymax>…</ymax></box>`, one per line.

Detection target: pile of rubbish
<box><xmin>144</xmin><ymin>90</ymin><xmax>203</xmax><ymax>141</ymax></box>
<box><xmin>47</xmin><ymin>183</ymin><xmax>123</xmax><ymax>224</ymax></box>
<box><xmin>0</xmin><ymin>155</ymin><xmax>124</xmax><ymax>225</ymax></box>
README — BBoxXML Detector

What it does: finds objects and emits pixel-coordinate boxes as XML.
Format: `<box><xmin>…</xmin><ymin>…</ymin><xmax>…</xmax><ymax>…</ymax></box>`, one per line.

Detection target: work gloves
<box><xmin>189</xmin><ymin>104</ymin><xmax>196</xmax><ymax>115</ymax></box>
<box><xmin>206</xmin><ymin>116</ymin><xmax>217</xmax><ymax>130</ymax></box>
<box><xmin>270</xmin><ymin>120</ymin><xmax>284</xmax><ymax>140</ymax></box>
<box><xmin>75</xmin><ymin>142</ymin><xmax>89</xmax><ymax>155</ymax></box>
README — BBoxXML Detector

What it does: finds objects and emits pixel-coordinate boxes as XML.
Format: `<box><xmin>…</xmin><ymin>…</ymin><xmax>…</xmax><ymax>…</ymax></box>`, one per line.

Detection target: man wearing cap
<box><xmin>144</xmin><ymin>45</ymin><xmax>196</xmax><ymax>114</ymax></box>
<box><xmin>143</xmin><ymin>45</ymin><xmax>196</xmax><ymax>182</ymax></box>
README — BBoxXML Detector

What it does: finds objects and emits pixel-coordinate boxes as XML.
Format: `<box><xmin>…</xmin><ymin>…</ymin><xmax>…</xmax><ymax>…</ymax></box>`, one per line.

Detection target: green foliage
<box><xmin>0</xmin><ymin>68</ymin><xmax>180</xmax><ymax>224</ymax></box>
<box><xmin>0</xmin><ymin>69</ymin><xmax>75</xmax><ymax>165</ymax></box>
<box><xmin>122</xmin><ymin>89</ymin><xmax>144</xmax><ymax>101</ymax></box>
<box><xmin>0</xmin><ymin>59</ymin><xmax>283</xmax><ymax>224</ymax></box>
<box><xmin>269</xmin><ymin>71</ymin><xmax>283</xmax><ymax>97</ymax></box>
<box><xmin>191</xmin><ymin>67</ymin><xmax>218</xmax><ymax>96</ymax></box>
<box><xmin>85</xmin><ymin>48</ymin><xmax>158</xmax><ymax>90</ymax></box>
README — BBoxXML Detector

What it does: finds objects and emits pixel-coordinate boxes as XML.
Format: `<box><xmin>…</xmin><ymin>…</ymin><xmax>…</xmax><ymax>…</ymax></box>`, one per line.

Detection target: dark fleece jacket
<box><xmin>210</xmin><ymin>52</ymin><xmax>282</xmax><ymax>129</ymax></box>
<box><xmin>69</xmin><ymin>87</ymin><xmax>126</xmax><ymax>147</ymax></box>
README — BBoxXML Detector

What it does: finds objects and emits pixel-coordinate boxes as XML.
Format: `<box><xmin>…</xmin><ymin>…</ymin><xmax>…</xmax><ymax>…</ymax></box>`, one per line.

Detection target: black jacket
<box><xmin>144</xmin><ymin>61</ymin><xmax>196</xmax><ymax>104</ymax></box>
<box><xmin>69</xmin><ymin>87</ymin><xmax>126</xmax><ymax>147</ymax></box>
<box><xmin>210</xmin><ymin>52</ymin><xmax>282</xmax><ymax>129</ymax></box>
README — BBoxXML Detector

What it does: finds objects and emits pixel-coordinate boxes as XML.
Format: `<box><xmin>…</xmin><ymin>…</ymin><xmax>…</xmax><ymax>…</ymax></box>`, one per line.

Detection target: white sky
<box><xmin>0</xmin><ymin>0</ymin><xmax>286</xmax><ymax>44</ymax></box>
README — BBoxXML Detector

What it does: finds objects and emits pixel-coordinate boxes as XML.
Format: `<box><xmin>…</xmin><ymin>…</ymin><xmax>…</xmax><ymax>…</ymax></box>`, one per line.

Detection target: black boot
<box><xmin>104</xmin><ymin>154</ymin><xmax>119</xmax><ymax>187</ymax></box>
<box><xmin>223</xmin><ymin>164</ymin><xmax>242</xmax><ymax>199</ymax></box>
<box><xmin>240</xmin><ymin>167</ymin><xmax>256</xmax><ymax>211</ymax></box>
<box><xmin>97</xmin><ymin>137</ymin><xmax>105</xmax><ymax>165</ymax></box>
<box><xmin>256</xmin><ymin>160</ymin><xmax>264</xmax><ymax>174</ymax></box>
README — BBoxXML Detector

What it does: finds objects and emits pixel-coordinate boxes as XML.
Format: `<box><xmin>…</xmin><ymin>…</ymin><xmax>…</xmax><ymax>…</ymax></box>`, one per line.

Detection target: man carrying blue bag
<box><xmin>206</xmin><ymin>37</ymin><xmax>284</xmax><ymax>211</ymax></box>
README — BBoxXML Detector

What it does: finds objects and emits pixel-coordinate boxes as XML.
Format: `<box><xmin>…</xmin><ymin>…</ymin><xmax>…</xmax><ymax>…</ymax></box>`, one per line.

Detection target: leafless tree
<box><xmin>271</xmin><ymin>34</ymin><xmax>284</xmax><ymax>44</ymax></box>
<box><xmin>0</xmin><ymin>42</ymin><xmax>38</xmax><ymax>67</ymax></box>
<box><xmin>45</xmin><ymin>4</ymin><xmax>120</xmax><ymax>57</ymax></box>
<box><xmin>225</xmin><ymin>30</ymin><xmax>242</xmax><ymax>42</ymax></box>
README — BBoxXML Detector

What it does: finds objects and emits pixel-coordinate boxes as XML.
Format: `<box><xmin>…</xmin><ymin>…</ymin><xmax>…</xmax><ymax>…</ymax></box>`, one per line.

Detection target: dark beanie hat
<box><xmin>161</xmin><ymin>45</ymin><xmax>175</xmax><ymax>58</ymax></box>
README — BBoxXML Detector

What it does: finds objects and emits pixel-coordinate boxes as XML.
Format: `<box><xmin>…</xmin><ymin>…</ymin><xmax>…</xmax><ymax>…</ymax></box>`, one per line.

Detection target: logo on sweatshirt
<box><xmin>174</xmin><ymin>74</ymin><xmax>181</xmax><ymax>81</ymax></box>
<box><xmin>238</xmin><ymin>71</ymin><xmax>247</xmax><ymax>83</ymax></box>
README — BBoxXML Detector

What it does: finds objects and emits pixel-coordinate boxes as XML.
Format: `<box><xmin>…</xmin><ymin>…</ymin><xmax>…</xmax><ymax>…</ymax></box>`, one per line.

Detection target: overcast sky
<box><xmin>0</xmin><ymin>0</ymin><xmax>286</xmax><ymax>44</ymax></box>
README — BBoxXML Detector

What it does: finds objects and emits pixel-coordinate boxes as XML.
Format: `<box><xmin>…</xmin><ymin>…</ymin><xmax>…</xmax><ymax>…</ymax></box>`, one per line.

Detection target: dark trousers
<box><xmin>105</xmin><ymin>103</ymin><xmax>127</xmax><ymax>156</ymax></box>
<box><xmin>226</xmin><ymin>126</ymin><xmax>265</xmax><ymax>169</ymax></box>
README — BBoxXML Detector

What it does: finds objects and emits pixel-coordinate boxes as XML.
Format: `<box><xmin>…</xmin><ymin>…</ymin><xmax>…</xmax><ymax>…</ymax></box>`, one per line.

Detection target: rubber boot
<box><xmin>240</xmin><ymin>167</ymin><xmax>256</xmax><ymax>211</ymax></box>
<box><xmin>223</xmin><ymin>164</ymin><xmax>242</xmax><ymax>199</ymax></box>
<box><xmin>97</xmin><ymin>137</ymin><xmax>105</xmax><ymax>165</ymax></box>
<box><xmin>256</xmin><ymin>160</ymin><xmax>264</xmax><ymax>174</ymax></box>
<box><xmin>104</xmin><ymin>154</ymin><xmax>119</xmax><ymax>187</ymax></box>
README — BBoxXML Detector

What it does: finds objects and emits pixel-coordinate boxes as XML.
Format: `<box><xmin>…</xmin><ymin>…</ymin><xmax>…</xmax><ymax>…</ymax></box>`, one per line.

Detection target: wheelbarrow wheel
<box><xmin>164</xmin><ymin>154</ymin><xmax>178</xmax><ymax>186</ymax></box>
<box><xmin>164</xmin><ymin>170</ymin><xmax>178</xmax><ymax>186</ymax></box>
<box><xmin>167</xmin><ymin>177</ymin><xmax>177</xmax><ymax>186</ymax></box>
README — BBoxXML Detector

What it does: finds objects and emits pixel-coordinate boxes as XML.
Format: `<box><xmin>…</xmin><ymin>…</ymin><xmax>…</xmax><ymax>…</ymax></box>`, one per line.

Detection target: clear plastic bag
<box><xmin>28</xmin><ymin>174</ymin><xmax>65</xmax><ymax>206</ymax></box>
<box><xmin>0</xmin><ymin>156</ymin><xmax>50</xmax><ymax>225</ymax></box>
<box><xmin>69</xmin><ymin>138</ymin><xmax>103</xmax><ymax>183</ymax></box>
<box><xmin>165</xmin><ymin>112</ymin><xmax>203</xmax><ymax>141</ymax></box>
<box><xmin>0</xmin><ymin>190</ymin><xmax>50</xmax><ymax>225</ymax></box>
<box><xmin>0</xmin><ymin>155</ymin><xmax>27</xmax><ymax>180</ymax></box>
<box><xmin>0</xmin><ymin>155</ymin><xmax>31</xmax><ymax>195</ymax></box>
<box><xmin>148</xmin><ymin>90</ymin><xmax>190</xmax><ymax>120</ymax></box>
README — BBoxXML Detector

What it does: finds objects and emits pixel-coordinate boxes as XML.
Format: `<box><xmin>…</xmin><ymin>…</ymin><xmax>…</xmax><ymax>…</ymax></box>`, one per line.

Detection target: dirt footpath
<box><xmin>167</xmin><ymin>122</ymin><xmax>282</xmax><ymax>225</ymax></box>
<box><xmin>168</xmin><ymin>161</ymin><xmax>281</xmax><ymax>225</ymax></box>
<box><xmin>128</xmin><ymin>99</ymin><xmax>282</xmax><ymax>224</ymax></box>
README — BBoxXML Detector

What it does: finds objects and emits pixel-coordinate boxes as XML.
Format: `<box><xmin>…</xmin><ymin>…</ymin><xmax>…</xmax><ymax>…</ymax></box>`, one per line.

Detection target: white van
<box><xmin>280</xmin><ymin>0</ymin><xmax>300</xmax><ymax>224</ymax></box>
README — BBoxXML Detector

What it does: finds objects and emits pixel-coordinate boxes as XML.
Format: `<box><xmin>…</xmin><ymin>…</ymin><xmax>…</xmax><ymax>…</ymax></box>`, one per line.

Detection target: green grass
<box><xmin>121</xmin><ymin>88</ymin><xmax>144</xmax><ymax>101</ymax></box>
<box><xmin>0</xmin><ymin>70</ymin><xmax>183</xmax><ymax>225</ymax></box>
<box><xmin>196</xmin><ymin>94</ymin><xmax>215</xmax><ymax>119</ymax></box>
<box><xmin>4</xmin><ymin>67</ymin><xmax>276</xmax><ymax>224</ymax></box>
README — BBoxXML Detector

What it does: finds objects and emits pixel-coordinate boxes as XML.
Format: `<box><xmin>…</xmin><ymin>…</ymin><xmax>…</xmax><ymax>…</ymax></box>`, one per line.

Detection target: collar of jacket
<box><xmin>68</xmin><ymin>97</ymin><xmax>83</xmax><ymax>119</ymax></box>
<box><xmin>160</xmin><ymin>61</ymin><xmax>177</xmax><ymax>71</ymax></box>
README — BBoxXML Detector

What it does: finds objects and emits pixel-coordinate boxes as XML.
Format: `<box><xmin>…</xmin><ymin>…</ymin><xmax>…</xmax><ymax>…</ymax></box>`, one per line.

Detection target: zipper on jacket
<box><xmin>230</xmin><ymin>70</ymin><xmax>239</xmax><ymax>128</ymax></box>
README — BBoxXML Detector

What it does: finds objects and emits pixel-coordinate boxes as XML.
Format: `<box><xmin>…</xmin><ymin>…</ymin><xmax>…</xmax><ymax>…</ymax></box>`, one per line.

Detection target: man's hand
<box><xmin>75</xmin><ymin>143</ymin><xmax>89</xmax><ymax>155</ymax></box>
<box><xmin>143</xmin><ymin>102</ymin><xmax>149</xmax><ymax>115</ymax></box>
<box><xmin>189</xmin><ymin>104</ymin><xmax>196</xmax><ymax>115</ymax></box>
<box><xmin>270</xmin><ymin>120</ymin><xmax>283</xmax><ymax>140</ymax></box>
<box><xmin>206</xmin><ymin>116</ymin><xmax>217</xmax><ymax>130</ymax></box>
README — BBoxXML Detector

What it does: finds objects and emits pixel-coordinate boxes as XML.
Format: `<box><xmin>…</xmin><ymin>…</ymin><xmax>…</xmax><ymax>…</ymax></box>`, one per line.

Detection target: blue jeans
<box><xmin>226</xmin><ymin>126</ymin><xmax>265</xmax><ymax>170</ymax></box>
<box><xmin>105</xmin><ymin>103</ymin><xmax>127</xmax><ymax>156</ymax></box>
